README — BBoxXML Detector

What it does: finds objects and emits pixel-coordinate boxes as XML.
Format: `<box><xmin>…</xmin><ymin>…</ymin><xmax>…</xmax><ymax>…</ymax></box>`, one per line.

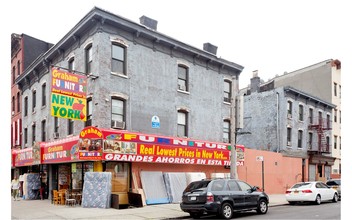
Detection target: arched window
<box><xmin>177</xmin><ymin>110</ymin><xmax>188</xmax><ymax>137</ymax></box>
<box><xmin>111</xmin><ymin>44</ymin><xmax>126</xmax><ymax>74</ymax></box>
<box><xmin>177</xmin><ymin>65</ymin><xmax>188</xmax><ymax>92</ymax></box>
<box><xmin>85</xmin><ymin>44</ymin><xmax>93</xmax><ymax>74</ymax></box>
<box><xmin>224</xmin><ymin>80</ymin><xmax>232</xmax><ymax>103</ymax></box>
<box><xmin>111</xmin><ymin>97</ymin><xmax>126</xmax><ymax>129</ymax></box>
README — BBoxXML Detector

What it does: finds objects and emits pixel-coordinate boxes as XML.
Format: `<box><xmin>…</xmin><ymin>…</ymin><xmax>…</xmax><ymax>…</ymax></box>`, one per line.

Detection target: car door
<box><xmin>227</xmin><ymin>180</ymin><xmax>245</xmax><ymax>210</ymax></box>
<box><xmin>237</xmin><ymin>181</ymin><xmax>258</xmax><ymax>208</ymax></box>
<box><xmin>320</xmin><ymin>182</ymin><xmax>334</xmax><ymax>201</ymax></box>
<box><xmin>316</xmin><ymin>182</ymin><xmax>330</xmax><ymax>201</ymax></box>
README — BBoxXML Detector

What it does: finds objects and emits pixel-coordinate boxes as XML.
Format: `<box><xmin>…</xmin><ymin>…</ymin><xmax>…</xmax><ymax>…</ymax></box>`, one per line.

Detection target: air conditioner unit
<box><xmin>53</xmin><ymin>132</ymin><xmax>59</xmax><ymax>139</ymax></box>
<box><xmin>287</xmin><ymin>141</ymin><xmax>291</xmax><ymax>146</ymax></box>
<box><xmin>112</xmin><ymin>120</ymin><xmax>125</xmax><ymax>129</ymax></box>
<box><xmin>12</xmin><ymin>111</ymin><xmax>15</xmax><ymax>116</ymax></box>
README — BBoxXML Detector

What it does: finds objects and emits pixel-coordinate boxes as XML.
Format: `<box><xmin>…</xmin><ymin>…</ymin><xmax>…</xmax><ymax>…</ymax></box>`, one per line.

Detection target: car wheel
<box><xmin>315</xmin><ymin>195</ymin><xmax>321</xmax><ymax>205</ymax></box>
<box><xmin>220</xmin><ymin>202</ymin><xmax>233</xmax><ymax>219</ymax></box>
<box><xmin>332</xmin><ymin>193</ymin><xmax>338</xmax><ymax>203</ymax></box>
<box><xmin>189</xmin><ymin>212</ymin><xmax>201</xmax><ymax>219</ymax></box>
<box><xmin>256</xmin><ymin>199</ymin><xmax>268</xmax><ymax>214</ymax></box>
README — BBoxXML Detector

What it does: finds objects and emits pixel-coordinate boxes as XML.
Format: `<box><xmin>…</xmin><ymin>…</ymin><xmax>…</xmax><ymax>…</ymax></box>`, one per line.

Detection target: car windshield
<box><xmin>291</xmin><ymin>182</ymin><xmax>312</xmax><ymax>189</ymax></box>
<box><xmin>327</xmin><ymin>180</ymin><xmax>341</xmax><ymax>186</ymax></box>
<box><xmin>184</xmin><ymin>180</ymin><xmax>211</xmax><ymax>192</ymax></box>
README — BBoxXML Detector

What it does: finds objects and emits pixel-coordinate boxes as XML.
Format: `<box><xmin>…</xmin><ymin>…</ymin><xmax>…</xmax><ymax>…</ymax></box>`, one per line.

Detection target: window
<box><xmin>17</xmin><ymin>60</ymin><xmax>21</xmax><ymax>76</ymax></box>
<box><xmin>309</xmin><ymin>108</ymin><xmax>313</xmax><ymax>124</ymax></box>
<box><xmin>318</xmin><ymin>111</ymin><xmax>322</xmax><ymax>124</ymax></box>
<box><xmin>287</xmin><ymin>101</ymin><xmax>292</xmax><ymax>117</ymax></box>
<box><xmin>85</xmin><ymin>44</ymin><xmax>92</xmax><ymax>74</ymax></box>
<box><xmin>32</xmin><ymin>90</ymin><xmax>36</xmax><ymax>112</ymax></box>
<box><xmin>327</xmin><ymin>114</ymin><xmax>330</xmax><ymax>129</ymax></box>
<box><xmin>68</xmin><ymin>119</ymin><xmax>74</xmax><ymax>135</ymax></box>
<box><xmin>12</xmin><ymin>96</ymin><xmax>15</xmax><ymax>112</ymax></box>
<box><xmin>24</xmin><ymin>96</ymin><xmax>28</xmax><ymax>116</ymax></box>
<box><xmin>223</xmin><ymin>120</ymin><xmax>230</xmax><ymax>143</ymax></box>
<box><xmin>334</xmin><ymin>109</ymin><xmax>337</xmax><ymax>122</ymax></box>
<box><xmin>326</xmin><ymin>136</ymin><xmax>330</xmax><ymax>150</ymax></box>
<box><xmin>237</xmin><ymin>181</ymin><xmax>252</xmax><ymax>191</ymax></box>
<box><xmin>68</xmin><ymin>58</ymin><xmax>75</xmax><ymax>72</ymax></box>
<box><xmin>334</xmin><ymin>83</ymin><xmax>337</xmax><ymax>96</ymax></box>
<box><xmin>42</xmin><ymin>83</ymin><xmax>46</xmax><ymax>106</ymax></box>
<box><xmin>298</xmin><ymin>105</ymin><xmax>303</xmax><ymax>121</ymax></box>
<box><xmin>224</xmin><ymin>80</ymin><xmax>231</xmax><ymax>102</ymax></box>
<box><xmin>12</xmin><ymin>66</ymin><xmax>15</xmax><ymax>85</ymax></box>
<box><xmin>24</xmin><ymin>128</ymin><xmax>28</xmax><ymax>145</ymax></box>
<box><xmin>112</xmin><ymin>44</ymin><xmax>126</xmax><ymax>74</ymax></box>
<box><xmin>227</xmin><ymin>180</ymin><xmax>240</xmax><ymax>191</ymax></box>
<box><xmin>298</xmin><ymin>130</ymin><xmax>303</xmax><ymax>149</ymax></box>
<box><xmin>178</xmin><ymin>65</ymin><xmax>188</xmax><ymax>91</ymax></box>
<box><xmin>339</xmin><ymin>85</ymin><xmax>341</xmax><ymax>98</ymax></box>
<box><xmin>287</xmin><ymin>127</ymin><xmax>292</xmax><ymax>145</ymax></box>
<box><xmin>85</xmin><ymin>98</ymin><xmax>92</xmax><ymax>127</ymax></box>
<box><xmin>54</xmin><ymin>117</ymin><xmax>59</xmax><ymax>133</ymax></box>
<box><xmin>111</xmin><ymin>98</ymin><xmax>125</xmax><ymax>128</ymax></box>
<box><xmin>32</xmin><ymin>123</ymin><xmax>36</xmax><ymax>144</ymax></box>
<box><xmin>17</xmin><ymin>92</ymin><xmax>20</xmax><ymax>112</ymax></box>
<box><xmin>334</xmin><ymin>136</ymin><xmax>337</xmax><ymax>149</ymax></box>
<box><xmin>339</xmin><ymin>136</ymin><xmax>341</xmax><ymax>150</ymax></box>
<box><xmin>41</xmin><ymin>120</ymin><xmax>46</xmax><ymax>142</ymax></box>
<box><xmin>177</xmin><ymin>110</ymin><xmax>188</xmax><ymax>137</ymax></box>
<box><xmin>308</xmin><ymin>132</ymin><xmax>313</xmax><ymax>149</ymax></box>
<box><xmin>339</xmin><ymin>110</ymin><xmax>341</xmax><ymax>124</ymax></box>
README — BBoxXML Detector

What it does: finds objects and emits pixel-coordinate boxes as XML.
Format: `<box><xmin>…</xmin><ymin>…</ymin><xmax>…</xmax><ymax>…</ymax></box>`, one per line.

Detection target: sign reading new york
<box><xmin>51</xmin><ymin>67</ymin><xmax>88</xmax><ymax>121</ymax></box>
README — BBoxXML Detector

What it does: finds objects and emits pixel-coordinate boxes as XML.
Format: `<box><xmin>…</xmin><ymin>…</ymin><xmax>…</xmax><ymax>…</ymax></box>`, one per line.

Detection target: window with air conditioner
<box><xmin>111</xmin><ymin>98</ymin><xmax>125</xmax><ymax>129</ymax></box>
<box><xmin>177</xmin><ymin>65</ymin><xmax>188</xmax><ymax>92</ymax></box>
<box><xmin>224</xmin><ymin>80</ymin><xmax>231</xmax><ymax>103</ymax></box>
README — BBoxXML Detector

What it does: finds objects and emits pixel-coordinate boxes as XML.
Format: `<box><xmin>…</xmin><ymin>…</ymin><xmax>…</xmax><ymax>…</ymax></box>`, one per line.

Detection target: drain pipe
<box><xmin>276</xmin><ymin>91</ymin><xmax>280</xmax><ymax>153</ymax></box>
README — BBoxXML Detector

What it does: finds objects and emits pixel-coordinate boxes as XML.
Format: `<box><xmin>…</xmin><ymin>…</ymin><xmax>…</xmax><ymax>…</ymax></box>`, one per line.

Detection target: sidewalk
<box><xmin>11</xmin><ymin>194</ymin><xmax>288</xmax><ymax>219</ymax></box>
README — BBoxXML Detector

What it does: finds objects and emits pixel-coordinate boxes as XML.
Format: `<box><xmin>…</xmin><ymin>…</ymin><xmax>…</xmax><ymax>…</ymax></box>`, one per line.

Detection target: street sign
<box><xmin>151</xmin><ymin>115</ymin><xmax>160</xmax><ymax>128</ymax></box>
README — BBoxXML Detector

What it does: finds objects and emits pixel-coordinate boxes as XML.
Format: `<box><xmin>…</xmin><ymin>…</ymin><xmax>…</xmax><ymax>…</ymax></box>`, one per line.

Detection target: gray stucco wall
<box><xmin>238</xmin><ymin>89</ymin><xmax>279</xmax><ymax>152</ymax></box>
<box><xmin>21</xmin><ymin>22</ymin><xmax>236</xmax><ymax>145</ymax></box>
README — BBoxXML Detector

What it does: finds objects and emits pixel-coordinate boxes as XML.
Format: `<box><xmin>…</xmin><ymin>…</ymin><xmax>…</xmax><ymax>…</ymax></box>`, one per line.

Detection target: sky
<box><xmin>1</xmin><ymin>0</ymin><xmax>350</xmax><ymax>218</ymax></box>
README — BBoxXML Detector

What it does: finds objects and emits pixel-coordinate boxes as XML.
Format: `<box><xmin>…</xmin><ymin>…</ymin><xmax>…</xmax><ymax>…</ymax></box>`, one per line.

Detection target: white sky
<box><xmin>1</xmin><ymin>0</ymin><xmax>351</xmax><ymax>218</ymax></box>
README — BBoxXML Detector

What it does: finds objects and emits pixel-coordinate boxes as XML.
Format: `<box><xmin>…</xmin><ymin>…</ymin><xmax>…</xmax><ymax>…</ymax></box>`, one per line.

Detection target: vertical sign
<box><xmin>151</xmin><ymin>115</ymin><xmax>160</xmax><ymax>128</ymax></box>
<box><xmin>51</xmin><ymin>67</ymin><xmax>88</xmax><ymax>121</ymax></box>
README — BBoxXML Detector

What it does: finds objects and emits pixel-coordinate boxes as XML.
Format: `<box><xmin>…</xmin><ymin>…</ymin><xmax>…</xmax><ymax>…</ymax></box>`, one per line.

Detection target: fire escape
<box><xmin>308</xmin><ymin>116</ymin><xmax>332</xmax><ymax>154</ymax></box>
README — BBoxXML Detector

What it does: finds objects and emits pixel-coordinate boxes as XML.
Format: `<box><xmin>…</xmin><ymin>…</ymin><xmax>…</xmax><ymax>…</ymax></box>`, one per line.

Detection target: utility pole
<box><xmin>230</xmin><ymin>74</ymin><xmax>239</xmax><ymax>179</ymax></box>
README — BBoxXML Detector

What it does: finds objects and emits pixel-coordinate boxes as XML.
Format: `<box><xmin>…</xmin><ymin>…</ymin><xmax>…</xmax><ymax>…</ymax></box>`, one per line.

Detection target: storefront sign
<box><xmin>51</xmin><ymin>67</ymin><xmax>87</xmax><ymax>121</ymax></box>
<box><xmin>78</xmin><ymin>127</ymin><xmax>103</xmax><ymax>160</ymax></box>
<box><xmin>41</xmin><ymin>136</ymin><xmax>80</xmax><ymax>163</ymax></box>
<box><xmin>13</xmin><ymin>148</ymin><xmax>34</xmax><ymax>167</ymax></box>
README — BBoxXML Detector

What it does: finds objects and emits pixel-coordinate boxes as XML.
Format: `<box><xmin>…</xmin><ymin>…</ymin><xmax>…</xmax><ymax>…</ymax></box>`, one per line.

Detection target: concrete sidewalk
<box><xmin>11</xmin><ymin>194</ymin><xmax>288</xmax><ymax>219</ymax></box>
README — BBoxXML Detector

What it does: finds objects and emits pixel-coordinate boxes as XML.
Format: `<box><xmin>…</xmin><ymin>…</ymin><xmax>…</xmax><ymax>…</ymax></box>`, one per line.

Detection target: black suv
<box><xmin>180</xmin><ymin>179</ymin><xmax>269</xmax><ymax>219</ymax></box>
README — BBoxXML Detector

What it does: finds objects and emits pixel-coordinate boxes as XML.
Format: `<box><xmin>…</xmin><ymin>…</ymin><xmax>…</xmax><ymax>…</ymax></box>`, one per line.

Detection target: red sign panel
<box><xmin>41</xmin><ymin>136</ymin><xmax>80</xmax><ymax>164</ymax></box>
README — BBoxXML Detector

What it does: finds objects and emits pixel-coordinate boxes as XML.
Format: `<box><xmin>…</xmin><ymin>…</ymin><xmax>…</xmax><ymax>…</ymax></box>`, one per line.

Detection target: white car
<box><xmin>285</xmin><ymin>181</ymin><xmax>338</xmax><ymax>205</ymax></box>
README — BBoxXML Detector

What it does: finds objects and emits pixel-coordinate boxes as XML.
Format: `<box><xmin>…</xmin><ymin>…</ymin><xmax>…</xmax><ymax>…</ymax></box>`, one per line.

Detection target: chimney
<box><xmin>203</xmin><ymin>43</ymin><xmax>217</xmax><ymax>55</ymax></box>
<box><xmin>250</xmin><ymin>70</ymin><xmax>260</xmax><ymax>93</ymax></box>
<box><xmin>139</xmin><ymin>15</ymin><xmax>158</xmax><ymax>31</ymax></box>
